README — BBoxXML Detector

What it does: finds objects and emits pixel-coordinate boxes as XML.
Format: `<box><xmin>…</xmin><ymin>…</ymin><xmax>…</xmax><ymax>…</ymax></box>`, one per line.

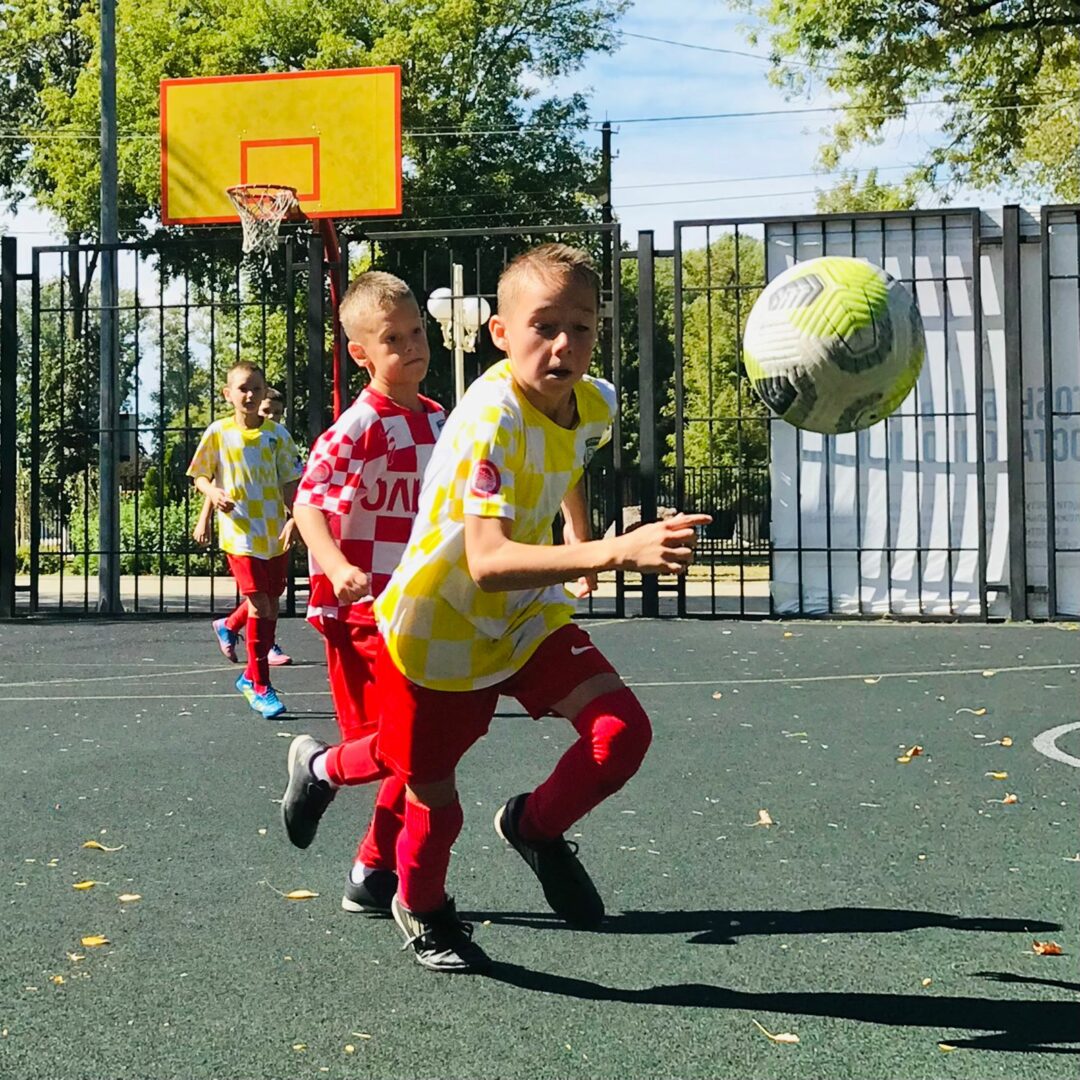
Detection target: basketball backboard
<box><xmin>160</xmin><ymin>67</ymin><xmax>401</xmax><ymax>225</ymax></box>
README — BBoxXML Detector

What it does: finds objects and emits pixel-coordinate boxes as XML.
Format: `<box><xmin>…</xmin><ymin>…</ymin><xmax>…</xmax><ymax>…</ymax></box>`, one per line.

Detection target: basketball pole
<box><xmin>98</xmin><ymin>0</ymin><xmax>122</xmax><ymax>613</ymax></box>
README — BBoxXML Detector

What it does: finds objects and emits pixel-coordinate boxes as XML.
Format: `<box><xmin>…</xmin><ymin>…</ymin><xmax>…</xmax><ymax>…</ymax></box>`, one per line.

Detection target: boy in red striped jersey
<box><xmin>288</xmin><ymin>271</ymin><xmax>445</xmax><ymax>913</ymax></box>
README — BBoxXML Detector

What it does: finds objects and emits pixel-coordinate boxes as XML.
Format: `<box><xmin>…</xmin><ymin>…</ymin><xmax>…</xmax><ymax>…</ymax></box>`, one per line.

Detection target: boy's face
<box><xmin>348</xmin><ymin>298</ymin><xmax>430</xmax><ymax>394</ymax></box>
<box><xmin>222</xmin><ymin>369</ymin><xmax>266</xmax><ymax>417</ymax></box>
<box><xmin>258</xmin><ymin>398</ymin><xmax>284</xmax><ymax>422</ymax></box>
<box><xmin>488</xmin><ymin>273</ymin><xmax>598</xmax><ymax>416</ymax></box>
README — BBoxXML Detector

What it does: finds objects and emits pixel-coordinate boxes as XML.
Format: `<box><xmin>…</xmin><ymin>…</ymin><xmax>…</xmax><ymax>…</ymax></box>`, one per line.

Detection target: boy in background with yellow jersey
<box><xmin>187</xmin><ymin>361</ymin><xmax>304</xmax><ymax>719</ymax></box>
<box><xmin>282</xmin><ymin>245</ymin><xmax>709</xmax><ymax>972</ymax></box>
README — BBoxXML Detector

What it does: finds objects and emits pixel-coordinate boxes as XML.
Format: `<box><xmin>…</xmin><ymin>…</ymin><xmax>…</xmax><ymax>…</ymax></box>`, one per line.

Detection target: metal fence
<box><xmin>1</xmin><ymin>207</ymin><xmax>1078</xmax><ymax>620</ymax></box>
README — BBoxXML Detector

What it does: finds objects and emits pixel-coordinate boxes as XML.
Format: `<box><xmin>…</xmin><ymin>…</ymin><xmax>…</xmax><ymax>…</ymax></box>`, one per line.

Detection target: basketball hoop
<box><xmin>225</xmin><ymin>183</ymin><xmax>300</xmax><ymax>256</ymax></box>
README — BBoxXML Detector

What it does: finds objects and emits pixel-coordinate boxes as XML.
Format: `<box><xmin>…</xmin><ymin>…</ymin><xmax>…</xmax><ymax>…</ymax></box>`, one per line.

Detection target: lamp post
<box><xmin>427</xmin><ymin>264</ymin><xmax>491</xmax><ymax>405</ymax></box>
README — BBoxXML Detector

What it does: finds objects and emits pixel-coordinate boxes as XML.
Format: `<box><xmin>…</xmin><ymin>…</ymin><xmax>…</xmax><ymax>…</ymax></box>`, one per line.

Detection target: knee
<box><xmin>248</xmin><ymin>592</ymin><xmax>272</xmax><ymax>618</ymax></box>
<box><xmin>589</xmin><ymin>691</ymin><xmax>652</xmax><ymax>784</ymax></box>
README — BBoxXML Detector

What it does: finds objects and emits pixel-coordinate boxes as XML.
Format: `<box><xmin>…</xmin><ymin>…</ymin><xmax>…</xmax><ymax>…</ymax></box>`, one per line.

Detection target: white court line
<box><xmin>2</xmin><ymin>659</ymin><xmax>1077</xmax><ymax>703</ymax></box>
<box><xmin>1032</xmin><ymin>722</ymin><xmax>1080</xmax><ymax>768</ymax></box>
<box><xmin>629</xmin><ymin>661</ymin><xmax>1079</xmax><ymax>688</ymax></box>
<box><xmin>0</xmin><ymin>691</ymin><xmax>333</xmax><ymax>702</ymax></box>
<box><xmin>0</xmin><ymin>666</ymin><xmax>226</xmax><ymax>689</ymax></box>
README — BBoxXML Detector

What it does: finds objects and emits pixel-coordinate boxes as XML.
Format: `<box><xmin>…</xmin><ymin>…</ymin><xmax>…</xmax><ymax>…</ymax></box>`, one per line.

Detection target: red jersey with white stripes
<box><xmin>295</xmin><ymin>386</ymin><xmax>445</xmax><ymax>630</ymax></box>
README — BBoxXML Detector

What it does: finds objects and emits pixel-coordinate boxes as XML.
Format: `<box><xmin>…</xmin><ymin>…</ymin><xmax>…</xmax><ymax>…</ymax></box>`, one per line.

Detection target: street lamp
<box><xmin>427</xmin><ymin>264</ymin><xmax>491</xmax><ymax>404</ymax></box>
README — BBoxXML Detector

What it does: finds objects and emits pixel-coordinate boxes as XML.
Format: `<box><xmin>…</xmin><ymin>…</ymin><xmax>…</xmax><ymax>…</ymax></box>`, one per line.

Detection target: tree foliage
<box><xmin>733</xmin><ymin>0</ymin><xmax>1080</xmax><ymax>203</ymax></box>
<box><xmin>0</xmin><ymin>0</ymin><xmax>627</xmax><ymax>239</ymax></box>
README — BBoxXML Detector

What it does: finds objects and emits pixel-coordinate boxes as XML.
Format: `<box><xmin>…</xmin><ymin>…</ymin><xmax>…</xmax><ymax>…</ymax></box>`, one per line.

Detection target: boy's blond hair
<box><xmin>497</xmin><ymin>244</ymin><xmax>600</xmax><ymax>316</ymax></box>
<box><xmin>339</xmin><ymin>271</ymin><xmax>417</xmax><ymax>341</ymax></box>
<box><xmin>224</xmin><ymin>359</ymin><xmax>265</xmax><ymax>386</ymax></box>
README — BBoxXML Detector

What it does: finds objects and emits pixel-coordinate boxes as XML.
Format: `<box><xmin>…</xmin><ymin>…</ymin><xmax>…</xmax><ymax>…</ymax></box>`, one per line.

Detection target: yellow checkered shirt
<box><xmin>187</xmin><ymin>417</ymin><xmax>304</xmax><ymax>558</ymax></box>
<box><xmin>375</xmin><ymin>359</ymin><xmax>615</xmax><ymax>691</ymax></box>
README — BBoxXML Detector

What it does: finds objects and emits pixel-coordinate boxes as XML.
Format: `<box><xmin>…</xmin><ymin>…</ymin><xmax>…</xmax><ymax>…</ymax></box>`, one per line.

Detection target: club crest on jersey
<box><xmin>470</xmin><ymin>459</ymin><xmax>501</xmax><ymax>497</ymax></box>
<box><xmin>584</xmin><ymin>436</ymin><xmax>602</xmax><ymax>466</ymax></box>
<box><xmin>306</xmin><ymin>460</ymin><xmax>332</xmax><ymax>485</ymax></box>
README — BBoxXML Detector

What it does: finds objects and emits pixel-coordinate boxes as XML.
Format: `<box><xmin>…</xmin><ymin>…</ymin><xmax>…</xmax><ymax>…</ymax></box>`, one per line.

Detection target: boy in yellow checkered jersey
<box><xmin>187</xmin><ymin>361</ymin><xmax>304</xmax><ymax>719</ymax></box>
<box><xmin>282</xmin><ymin>244</ymin><xmax>710</xmax><ymax>972</ymax></box>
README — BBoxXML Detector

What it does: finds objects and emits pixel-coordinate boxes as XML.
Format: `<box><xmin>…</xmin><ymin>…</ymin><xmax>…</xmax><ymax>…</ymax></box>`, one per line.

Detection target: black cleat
<box><xmin>281</xmin><ymin>735</ymin><xmax>335</xmax><ymax>849</ymax></box>
<box><xmin>391</xmin><ymin>894</ymin><xmax>491</xmax><ymax>974</ymax></box>
<box><xmin>342</xmin><ymin>867</ymin><xmax>397</xmax><ymax>913</ymax></box>
<box><xmin>494</xmin><ymin>793</ymin><xmax>605</xmax><ymax>929</ymax></box>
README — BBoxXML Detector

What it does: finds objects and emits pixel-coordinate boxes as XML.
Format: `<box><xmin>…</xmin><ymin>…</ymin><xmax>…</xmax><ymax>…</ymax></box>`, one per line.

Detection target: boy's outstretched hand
<box><xmin>193</xmin><ymin>520</ymin><xmax>211</xmax><ymax>547</ymax></box>
<box><xmin>614</xmin><ymin>513</ymin><xmax>712</xmax><ymax>575</ymax></box>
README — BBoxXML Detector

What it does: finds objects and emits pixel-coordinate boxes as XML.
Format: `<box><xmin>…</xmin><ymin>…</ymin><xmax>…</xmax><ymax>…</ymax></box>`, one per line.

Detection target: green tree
<box><xmin>673</xmin><ymin>233</ymin><xmax>767</xmax><ymax>471</ymax></box>
<box><xmin>0</xmin><ymin>0</ymin><xmax>627</xmax><ymax>239</ymax></box>
<box><xmin>815</xmin><ymin>168</ymin><xmax>918</xmax><ymax>213</ymax></box>
<box><xmin>732</xmin><ymin>0</ymin><xmax>1080</xmax><ymax>203</ymax></box>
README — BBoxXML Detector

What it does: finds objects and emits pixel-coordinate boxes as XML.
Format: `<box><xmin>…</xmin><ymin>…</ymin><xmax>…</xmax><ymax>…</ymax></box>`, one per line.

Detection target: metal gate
<box><xmin>668</xmin><ymin>209</ymin><xmax>989</xmax><ymax>618</ymax></box>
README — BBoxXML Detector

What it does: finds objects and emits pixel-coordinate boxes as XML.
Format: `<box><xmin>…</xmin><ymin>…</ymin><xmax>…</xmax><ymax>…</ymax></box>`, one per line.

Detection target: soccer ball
<box><xmin>742</xmin><ymin>256</ymin><xmax>925</xmax><ymax>434</ymax></box>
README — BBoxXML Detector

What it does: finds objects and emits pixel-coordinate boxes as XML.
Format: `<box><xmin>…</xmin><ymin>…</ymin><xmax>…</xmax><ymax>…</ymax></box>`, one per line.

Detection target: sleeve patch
<box><xmin>469</xmin><ymin>459</ymin><xmax>502</xmax><ymax>497</ymax></box>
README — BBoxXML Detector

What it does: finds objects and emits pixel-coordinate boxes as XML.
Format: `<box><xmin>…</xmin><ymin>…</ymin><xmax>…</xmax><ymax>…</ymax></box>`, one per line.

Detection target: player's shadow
<box><xmin>484</xmin><ymin>962</ymin><xmax>1080</xmax><ymax>1053</ymax></box>
<box><xmin>480</xmin><ymin>906</ymin><xmax>1060</xmax><ymax>945</ymax></box>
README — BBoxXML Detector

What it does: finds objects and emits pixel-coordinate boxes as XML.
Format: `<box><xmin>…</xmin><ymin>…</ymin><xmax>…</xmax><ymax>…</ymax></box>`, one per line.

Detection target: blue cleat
<box><xmin>235</xmin><ymin>672</ymin><xmax>286</xmax><ymax>719</ymax></box>
<box><xmin>213</xmin><ymin>618</ymin><xmax>240</xmax><ymax>663</ymax></box>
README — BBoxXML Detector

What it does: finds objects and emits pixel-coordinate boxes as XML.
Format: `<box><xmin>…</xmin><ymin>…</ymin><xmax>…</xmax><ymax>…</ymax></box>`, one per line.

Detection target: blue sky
<box><xmin>0</xmin><ymin>2</ymin><xmax>1012</xmax><ymax>251</ymax></box>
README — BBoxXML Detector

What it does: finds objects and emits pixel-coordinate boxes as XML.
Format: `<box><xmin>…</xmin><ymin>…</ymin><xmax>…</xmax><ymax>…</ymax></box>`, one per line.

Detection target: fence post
<box><xmin>0</xmin><ymin>237</ymin><xmax>16</xmax><ymax>617</ymax></box>
<box><xmin>306</xmin><ymin>232</ymin><xmax>326</xmax><ymax>448</ymax></box>
<box><xmin>1002</xmin><ymin>205</ymin><xmax>1028</xmax><ymax>620</ymax></box>
<box><xmin>637</xmin><ymin>230</ymin><xmax>659</xmax><ymax>617</ymax></box>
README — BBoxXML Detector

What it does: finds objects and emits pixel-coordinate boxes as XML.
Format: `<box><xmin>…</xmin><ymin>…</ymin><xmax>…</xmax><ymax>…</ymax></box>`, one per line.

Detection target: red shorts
<box><xmin>374</xmin><ymin>623</ymin><xmax>617</xmax><ymax>784</ymax></box>
<box><xmin>226</xmin><ymin>553</ymin><xmax>287</xmax><ymax>598</ymax></box>
<box><xmin>321</xmin><ymin>618</ymin><xmax>381</xmax><ymax>741</ymax></box>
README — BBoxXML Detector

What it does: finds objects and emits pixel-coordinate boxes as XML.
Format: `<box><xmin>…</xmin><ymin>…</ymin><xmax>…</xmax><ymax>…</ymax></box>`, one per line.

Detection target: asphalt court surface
<box><xmin>1</xmin><ymin>616</ymin><xmax>1079</xmax><ymax>1079</ymax></box>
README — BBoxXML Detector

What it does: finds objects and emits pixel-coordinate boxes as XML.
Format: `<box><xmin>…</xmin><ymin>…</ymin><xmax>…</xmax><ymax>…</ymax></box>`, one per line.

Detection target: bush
<box><xmin>67</xmin><ymin>495</ymin><xmax>218</xmax><ymax>575</ymax></box>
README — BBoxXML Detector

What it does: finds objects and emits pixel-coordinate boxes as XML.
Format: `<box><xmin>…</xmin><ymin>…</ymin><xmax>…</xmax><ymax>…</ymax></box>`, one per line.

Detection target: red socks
<box><xmin>244</xmin><ymin>614</ymin><xmax>274</xmax><ymax>691</ymax></box>
<box><xmin>224</xmin><ymin>601</ymin><xmax>248</xmax><ymax>634</ymax></box>
<box><xmin>324</xmin><ymin>733</ymin><xmax>389</xmax><ymax>786</ymax></box>
<box><xmin>395</xmin><ymin>797</ymin><xmax>463</xmax><ymax>914</ymax></box>
<box><xmin>520</xmin><ymin>688</ymin><xmax>652</xmax><ymax>842</ymax></box>
<box><xmin>357</xmin><ymin>775</ymin><xmax>407</xmax><ymax>871</ymax></box>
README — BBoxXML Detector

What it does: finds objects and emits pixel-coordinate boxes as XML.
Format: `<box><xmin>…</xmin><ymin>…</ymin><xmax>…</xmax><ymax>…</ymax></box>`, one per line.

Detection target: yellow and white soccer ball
<box><xmin>742</xmin><ymin>256</ymin><xmax>925</xmax><ymax>434</ymax></box>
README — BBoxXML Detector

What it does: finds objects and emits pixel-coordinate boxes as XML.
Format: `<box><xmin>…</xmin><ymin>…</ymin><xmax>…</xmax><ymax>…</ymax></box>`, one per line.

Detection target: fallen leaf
<box><xmin>896</xmin><ymin>755</ymin><xmax>912</xmax><ymax>764</ymax></box>
<box><xmin>80</xmin><ymin>935</ymin><xmax>109</xmax><ymax>947</ymax></box>
<box><xmin>291</xmin><ymin>1043</ymin><xmax>306</xmax><ymax>1052</ymax></box>
<box><xmin>285</xmin><ymin>889</ymin><xmax>319</xmax><ymax>900</ymax></box>
<box><xmin>66</xmin><ymin>953</ymin><xmax>85</xmax><ymax>962</ymax></box>
<box><xmin>955</xmin><ymin>707</ymin><xmax>987</xmax><ymax>716</ymax></box>
<box><xmin>982</xmin><ymin>669</ymin><xmax>996</xmax><ymax>677</ymax></box>
<box><xmin>117</xmin><ymin>893</ymin><xmax>141</xmax><ymax>903</ymax></box>
<box><xmin>72</xmin><ymin>880</ymin><xmax>102</xmax><ymax>891</ymax></box>
<box><xmin>81</xmin><ymin>841</ymin><xmax>124</xmax><ymax>852</ymax></box>
<box><xmin>748</xmin><ymin>809</ymin><xmax>774</xmax><ymax>827</ymax></box>
<box><xmin>711</xmin><ymin>691</ymin><xmax>723</xmax><ymax>700</ymax></box>
<box><xmin>344</xmin><ymin>1045</ymin><xmax>356</xmax><ymax>1054</ymax></box>
<box><xmin>907</xmin><ymin>745</ymin><xmax>924</xmax><ymax>757</ymax></box>
<box><xmin>863</xmin><ymin>676</ymin><xmax>881</xmax><ymax>685</ymax></box>
<box><xmin>350</xmin><ymin>1033</ymin><xmax>373</xmax><ymax>1040</ymax></box>
<box><xmin>1033</xmin><ymin>940</ymin><xmax>1063</xmax><ymax>956</ymax></box>
<box><xmin>938</xmin><ymin>1043</ymin><xmax>958</xmax><ymax>1052</ymax></box>
<box><xmin>985</xmin><ymin>771</ymin><xmax>1008</xmax><ymax>780</ymax></box>
<box><xmin>1000</xmin><ymin>736</ymin><xmax>1013</xmax><ymax>747</ymax></box>
<box><xmin>751</xmin><ymin>1019</ymin><xmax>799</xmax><ymax>1044</ymax></box>
<box><xmin>783</xmin><ymin>632</ymin><xmax>794</xmax><ymax>638</ymax></box>
<box><xmin>1000</xmin><ymin>793</ymin><xmax>1019</xmax><ymax>804</ymax></box>
<box><xmin>1064</xmin><ymin>854</ymin><xmax>1080</xmax><ymax>862</ymax></box>
<box><xmin>50</xmin><ymin>975</ymin><xmax>64</xmax><ymax>985</ymax></box>
<box><xmin>257</xmin><ymin>828</ymin><xmax>268</xmax><ymax>836</ymax></box>
<box><xmin>921</xmin><ymin>978</ymin><xmax>932</xmax><ymax>987</ymax></box>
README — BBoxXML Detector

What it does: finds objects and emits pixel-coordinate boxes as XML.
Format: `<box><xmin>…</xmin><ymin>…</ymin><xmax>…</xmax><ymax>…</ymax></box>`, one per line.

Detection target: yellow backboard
<box><xmin>161</xmin><ymin>67</ymin><xmax>401</xmax><ymax>225</ymax></box>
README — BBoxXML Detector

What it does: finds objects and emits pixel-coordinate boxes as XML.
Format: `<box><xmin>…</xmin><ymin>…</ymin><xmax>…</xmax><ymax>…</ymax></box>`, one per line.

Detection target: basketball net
<box><xmin>226</xmin><ymin>184</ymin><xmax>299</xmax><ymax>256</ymax></box>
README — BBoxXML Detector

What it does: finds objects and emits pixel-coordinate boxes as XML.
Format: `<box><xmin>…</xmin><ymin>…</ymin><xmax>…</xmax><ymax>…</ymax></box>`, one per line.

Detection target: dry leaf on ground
<box><xmin>72</xmin><ymin>880</ymin><xmax>103</xmax><ymax>891</ymax></box>
<box><xmin>985</xmin><ymin>771</ymin><xmax>1008</xmax><ymax>780</ymax></box>
<box><xmin>863</xmin><ymin>676</ymin><xmax>881</xmax><ymax>684</ymax></box>
<box><xmin>955</xmin><ymin>707</ymin><xmax>987</xmax><ymax>716</ymax></box>
<box><xmin>80</xmin><ymin>935</ymin><xmax>109</xmax><ymax>947</ymax></box>
<box><xmin>81</xmin><ymin>841</ymin><xmax>124</xmax><ymax>852</ymax></box>
<box><xmin>751</xmin><ymin>1019</ymin><xmax>799</xmax><ymax>1044</ymax></box>
<box><xmin>748</xmin><ymin>810</ymin><xmax>774</xmax><ymax>827</ymax></box>
<box><xmin>117</xmin><ymin>893</ymin><xmax>141</xmax><ymax>903</ymax></box>
<box><xmin>1033</xmin><ymin>940</ymin><xmax>1063</xmax><ymax>956</ymax></box>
